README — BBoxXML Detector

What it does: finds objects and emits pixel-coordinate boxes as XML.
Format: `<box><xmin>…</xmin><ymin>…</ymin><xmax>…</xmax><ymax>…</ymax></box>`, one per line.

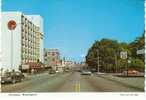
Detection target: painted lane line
<box><xmin>75</xmin><ymin>82</ymin><xmax>80</xmax><ymax>92</ymax></box>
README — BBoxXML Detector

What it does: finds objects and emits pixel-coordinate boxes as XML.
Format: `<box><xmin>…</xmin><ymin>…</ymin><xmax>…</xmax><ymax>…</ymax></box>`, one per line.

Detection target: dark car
<box><xmin>48</xmin><ymin>70</ymin><xmax>56</xmax><ymax>74</ymax></box>
<box><xmin>1</xmin><ymin>71</ymin><xmax>25</xmax><ymax>84</ymax></box>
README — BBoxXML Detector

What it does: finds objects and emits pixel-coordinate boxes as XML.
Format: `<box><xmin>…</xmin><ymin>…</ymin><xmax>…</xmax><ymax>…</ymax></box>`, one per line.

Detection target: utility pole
<box><xmin>115</xmin><ymin>52</ymin><xmax>118</xmax><ymax>73</ymax></box>
<box><xmin>97</xmin><ymin>49</ymin><xmax>100</xmax><ymax>73</ymax></box>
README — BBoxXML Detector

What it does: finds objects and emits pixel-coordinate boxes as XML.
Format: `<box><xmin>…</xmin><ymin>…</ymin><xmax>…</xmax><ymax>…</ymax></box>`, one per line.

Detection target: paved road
<box><xmin>1</xmin><ymin>71</ymin><xmax>143</xmax><ymax>92</ymax></box>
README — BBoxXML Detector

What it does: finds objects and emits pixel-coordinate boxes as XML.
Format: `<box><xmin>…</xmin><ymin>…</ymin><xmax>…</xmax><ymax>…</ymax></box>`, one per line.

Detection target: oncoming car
<box><xmin>81</xmin><ymin>70</ymin><xmax>92</xmax><ymax>75</ymax></box>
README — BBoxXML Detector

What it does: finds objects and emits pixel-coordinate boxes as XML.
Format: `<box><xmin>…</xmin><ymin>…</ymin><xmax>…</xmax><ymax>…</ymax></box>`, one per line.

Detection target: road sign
<box><xmin>137</xmin><ymin>49</ymin><xmax>145</xmax><ymax>55</ymax></box>
<box><xmin>120</xmin><ymin>51</ymin><xmax>127</xmax><ymax>59</ymax></box>
<box><xmin>8</xmin><ymin>20</ymin><xmax>17</xmax><ymax>30</ymax></box>
<box><xmin>128</xmin><ymin>60</ymin><xmax>131</xmax><ymax>64</ymax></box>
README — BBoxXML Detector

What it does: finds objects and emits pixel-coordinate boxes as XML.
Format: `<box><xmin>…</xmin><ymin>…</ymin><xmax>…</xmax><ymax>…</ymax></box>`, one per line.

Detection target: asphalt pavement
<box><xmin>1</xmin><ymin>71</ymin><xmax>144</xmax><ymax>92</ymax></box>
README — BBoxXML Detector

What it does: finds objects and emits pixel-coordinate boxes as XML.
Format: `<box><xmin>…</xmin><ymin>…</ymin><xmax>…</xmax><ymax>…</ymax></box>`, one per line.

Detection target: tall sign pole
<box><xmin>8</xmin><ymin>20</ymin><xmax>17</xmax><ymax>71</ymax></box>
<box><xmin>120</xmin><ymin>51</ymin><xmax>128</xmax><ymax>76</ymax></box>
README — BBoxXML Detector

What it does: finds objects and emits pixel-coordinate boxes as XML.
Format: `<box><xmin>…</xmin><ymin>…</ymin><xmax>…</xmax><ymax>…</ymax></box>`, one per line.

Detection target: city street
<box><xmin>1</xmin><ymin>70</ymin><xmax>144</xmax><ymax>92</ymax></box>
<box><xmin>1</xmin><ymin>0</ymin><xmax>145</xmax><ymax>95</ymax></box>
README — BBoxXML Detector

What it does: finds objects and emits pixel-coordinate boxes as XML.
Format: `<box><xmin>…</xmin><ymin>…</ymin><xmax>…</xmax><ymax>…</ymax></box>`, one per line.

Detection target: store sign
<box><xmin>21</xmin><ymin>64</ymin><xmax>29</xmax><ymax>70</ymax></box>
<box><xmin>120</xmin><ymin>51</ymin><xmax>127</xmax><ymax>59</ymax></box>
<box><xmin>137</xmin><ymin>49</ymin><xmax>145</xmax><ymax>55</ymax></box>
<box><xmin>8</xmin><ymin>20</ymin><xmax>17</xmax><ymax>30</ymax></box>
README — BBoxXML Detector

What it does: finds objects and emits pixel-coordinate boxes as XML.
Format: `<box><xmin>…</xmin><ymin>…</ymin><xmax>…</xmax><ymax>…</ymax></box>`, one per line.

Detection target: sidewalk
<box><xmin>98</xmin><ymin>74</ymin><xmax>144</xmax><ymax>91</ymax></box>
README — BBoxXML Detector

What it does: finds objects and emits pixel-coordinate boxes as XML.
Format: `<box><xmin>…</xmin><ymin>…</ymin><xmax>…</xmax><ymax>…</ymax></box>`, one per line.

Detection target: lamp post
<box><xmin>127</xmin><ymin>57</ymin><xmax>131</xmax><ymax>76</ymax></box>
<box><xmin>97</xmin><ymin>49</ymin><xmax>100</xmax><ymax>73</ymax></box>
<box><xmin>8</xmin><ymin>20</ymin><xmax>17</xmax><ymax>71</ymax></box>
<box><xmin>115</xmin><ymin>51</ymin><xmax>118</xmax><ymax>73</ymax></box>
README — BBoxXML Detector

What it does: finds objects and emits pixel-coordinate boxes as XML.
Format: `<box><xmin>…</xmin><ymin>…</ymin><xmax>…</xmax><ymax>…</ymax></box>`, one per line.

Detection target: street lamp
<box><xmin>114</xmin><ymin>51</ymin><xmax>119</xmax><ymax>73</ymax></box>
<box><xmin>97</xmin><ymin>49</ymin><xmax>100</xmax><ymax>73</ymax></box>
<box><xmin>127</xmin><ymin>57</ymin><xmax>132</xmax><ymax>76</ymax></box>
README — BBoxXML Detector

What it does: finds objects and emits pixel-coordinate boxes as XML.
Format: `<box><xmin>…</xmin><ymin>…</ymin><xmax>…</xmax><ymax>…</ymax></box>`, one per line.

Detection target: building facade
<box><xmin>1</xmin><ymin>12</ymin><xmax>44</xmax><ymax>71</ymax></box>
<box><xmin>26</xmin><ymin>15</ymin><xmax>44</xmax><ymax>63</ymax></box>
<box><xmin>44</xmin><ymin>49</ymin><xmax>60</xmax><ymax>70</ymax></box>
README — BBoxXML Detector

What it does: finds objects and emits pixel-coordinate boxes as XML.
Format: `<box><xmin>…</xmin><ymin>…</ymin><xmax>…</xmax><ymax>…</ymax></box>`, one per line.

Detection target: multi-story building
<box><xmin>61</xmin><ymin>60</ymin><xmax>74</xmax><ymax>70</ymax></box>
<box><xmin>44</xmin><ymin>48</ymin><xmax>60</xmax><ymax>70</ymax></box>
<box><xmin>1</xmin><ymin>12</ymin><xmax>44</xmax><ymax>71</ymax></box>
<box><xmin>26</xmin><ymin>15</ymin><xmax>44</xmax><ymax>63</ymax></box>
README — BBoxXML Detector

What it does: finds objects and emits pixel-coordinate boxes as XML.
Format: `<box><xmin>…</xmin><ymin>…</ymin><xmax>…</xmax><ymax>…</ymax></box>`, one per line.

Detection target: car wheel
<box><xmin>1</xmin><ymin>81</ymin><xmax>4</xmax><ymax>84</ymax></box>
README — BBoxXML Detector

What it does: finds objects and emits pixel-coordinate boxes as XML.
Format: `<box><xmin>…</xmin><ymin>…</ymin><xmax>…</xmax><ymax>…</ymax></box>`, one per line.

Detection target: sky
<box><xmin>2</xmin><ymin>0</ymin><xmax>144</xmax><ymax>62</ymax></box>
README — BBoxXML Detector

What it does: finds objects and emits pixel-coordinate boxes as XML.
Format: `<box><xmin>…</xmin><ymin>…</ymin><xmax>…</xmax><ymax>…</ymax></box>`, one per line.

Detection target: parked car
<box><xmin>122</xmin><ymin>70</ymin><xmax>139</xmax><ymax>76</ymax></box>
<box><xmin>81</xmin><ymin>70</ymin><xmax>92</xmax><ymax>75</ymax></box>
<box><xmin>1</xmin><ymin>71</ymin><xmax>25</xmax><ymax>84</ymax></box>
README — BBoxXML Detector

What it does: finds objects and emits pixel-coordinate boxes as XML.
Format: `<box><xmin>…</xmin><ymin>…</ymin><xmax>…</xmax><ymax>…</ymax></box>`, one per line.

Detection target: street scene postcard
<box><xmin>0</xmin><ymin>0</ymin><xmax>145</xmax><ymax>95</ymax></box>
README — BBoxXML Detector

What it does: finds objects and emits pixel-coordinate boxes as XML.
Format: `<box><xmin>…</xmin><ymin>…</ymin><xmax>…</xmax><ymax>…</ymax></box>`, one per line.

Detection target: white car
<box><xmin>81</xmin><ymin>70</ymin><xmax>92</xmax><ymax>75</ymax></box>
<box><xmin>96</xmin><ymin>72</ymin><xmax>105</xmax><ymax>75</ymax></box>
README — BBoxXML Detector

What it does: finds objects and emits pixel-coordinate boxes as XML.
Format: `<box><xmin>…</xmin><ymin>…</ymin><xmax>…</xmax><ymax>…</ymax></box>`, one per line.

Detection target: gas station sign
<box><xmin>8</xmin><ymin>20</ymin><xmax>17</xmax><ymax>30</ymax></box>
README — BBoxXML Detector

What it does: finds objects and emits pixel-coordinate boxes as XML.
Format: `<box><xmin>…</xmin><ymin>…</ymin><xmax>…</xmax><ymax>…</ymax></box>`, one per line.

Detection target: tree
<box><xmin>129</xmin><ymin>33</ymin><xmax>144</xmax><ymax>61</ymax></box>
<box><xmin>129</xmin><ymin>58</ymin><xmax>144</xmax><ymax>72</ymax></box>
<box><xmin>86</xmin><ymin>38</ymin><xmax>123</xmax><ymax>72</ymax></box>
<box><xmin>86</xmin><ymin>32</ymin><xmax>144</xmax><ymax>73</ymax></box>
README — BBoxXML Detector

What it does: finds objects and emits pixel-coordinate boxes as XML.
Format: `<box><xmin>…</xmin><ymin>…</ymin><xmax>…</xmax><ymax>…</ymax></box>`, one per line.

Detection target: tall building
<box><xmin>44</xmin><ymin>49</ymin><xmax>60</xmax><ymax>70</ymax></box>
<box><xmin>1</xmin><ymin>12</ymin><xmax>44</xmax><ymax>71</ymax></box>
<box><xmin>26</xmin><ymin>15</ymin><xmax>44</xmax><ymax>63</ymax></box>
